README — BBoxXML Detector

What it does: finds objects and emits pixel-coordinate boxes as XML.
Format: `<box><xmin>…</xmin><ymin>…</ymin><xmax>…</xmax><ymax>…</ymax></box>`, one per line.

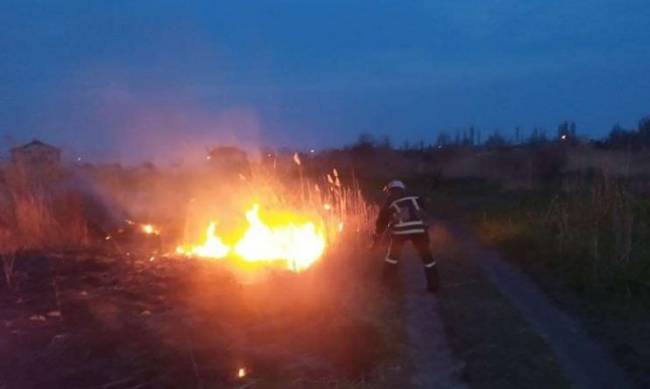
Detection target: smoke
<box><xmin>46</xmin><ymin>77</ymin><xmax>265</xmax><ymax>165</ymax></box>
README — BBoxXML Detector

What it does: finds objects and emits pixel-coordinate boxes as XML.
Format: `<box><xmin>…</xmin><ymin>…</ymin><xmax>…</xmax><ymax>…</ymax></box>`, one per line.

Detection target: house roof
<box><xmin>10</xmin><ymin>139</ymin><xmax>60</xmax><ymax>153</ymax></box>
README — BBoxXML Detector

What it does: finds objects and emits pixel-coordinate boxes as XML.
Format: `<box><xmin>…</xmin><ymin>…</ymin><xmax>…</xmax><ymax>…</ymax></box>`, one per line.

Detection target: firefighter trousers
<box><xmin>383</xmin><ymin>232</ymin><xmax>439</xmax><ymax>291</ymax></box>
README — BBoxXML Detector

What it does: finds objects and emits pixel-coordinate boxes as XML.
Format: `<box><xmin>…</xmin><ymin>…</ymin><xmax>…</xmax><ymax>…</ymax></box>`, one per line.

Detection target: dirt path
<box><xmin>401</xmin><ymin>249</ymin><xmax>467</xmax><ymax>389</ymax></box>
<box><xmin>445</xmin><ymin>223</ymin><xmax>633</xmax><ymax>389</ymax></box>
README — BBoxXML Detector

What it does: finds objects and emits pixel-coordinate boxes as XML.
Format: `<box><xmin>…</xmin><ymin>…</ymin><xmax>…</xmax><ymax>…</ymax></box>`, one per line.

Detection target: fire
<box><xmin>176</xmin><ymin>204</ymin><xmax>326</xmax><ymax>272</ymax></box>
<box><xmin>141</xmin><ymin>224</ymin><xmax>159</xmax><ymax>235</ymax></box>
<box><xmin>235</xmin><ymin>205</ymin><xmax>326</xmax><ymax>272</ymax></box>
<box><xmin>237</xmin><ymin>367</ymin><xmax>247</xmax><ymax>378</ymax></box>
<box><xmin>176</xmin><ymin>222</ymin><xmax>230</xmax><ymax>258</ymax></box>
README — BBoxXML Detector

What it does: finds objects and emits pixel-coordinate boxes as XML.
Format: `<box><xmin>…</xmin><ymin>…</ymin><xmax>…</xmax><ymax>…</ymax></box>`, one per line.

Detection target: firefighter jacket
<box><xmin>375</xmin><ymin>192</ymin><xmax>428</xmax><ymax>236</ymax></box>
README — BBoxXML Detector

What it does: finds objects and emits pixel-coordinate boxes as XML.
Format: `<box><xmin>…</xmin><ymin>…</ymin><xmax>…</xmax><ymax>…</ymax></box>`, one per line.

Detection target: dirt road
<box><xmin>441</xmin><ymin>222</ymin><xmax>633</xmax><ymax>389</ymax></box>
<box><xmin>402</xmin><ymin>251</ymin><xmax>467</xmax><ymax>389</ymax></box>
<box><xmin>395</xmin><ymin>221</ymin><xmax>633</xmax><ymax>388</ymax></box>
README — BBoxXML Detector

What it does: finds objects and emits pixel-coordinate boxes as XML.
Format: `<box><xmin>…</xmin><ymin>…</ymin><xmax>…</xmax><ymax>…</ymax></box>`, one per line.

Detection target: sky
<box><xmin>1</xmin><ymin>0</ymin><xmax>649</xmax><ymax>162</ymax></box>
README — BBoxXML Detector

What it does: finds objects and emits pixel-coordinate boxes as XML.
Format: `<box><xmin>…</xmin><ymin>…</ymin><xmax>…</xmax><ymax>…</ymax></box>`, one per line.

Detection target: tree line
<box><xmin>350</xmin><ymin>115</ymin><xmax>650</xmax><ymax>152</ymax></box>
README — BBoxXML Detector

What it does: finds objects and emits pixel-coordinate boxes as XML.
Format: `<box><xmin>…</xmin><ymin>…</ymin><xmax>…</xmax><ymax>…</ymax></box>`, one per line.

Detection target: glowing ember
<box><xmin>141</xmin><ymin>224</ymin><xmax>159</xmax><ymax>235</ymax></box>
<box><xmin>237</xmin><ymin>367</ymin><xmax>247</xmax><ymax>378</ymax></box>
<box><xmin>176</xmin><ymin>204</ymin><xmax>326</xmax><ymax>272</ymax></box>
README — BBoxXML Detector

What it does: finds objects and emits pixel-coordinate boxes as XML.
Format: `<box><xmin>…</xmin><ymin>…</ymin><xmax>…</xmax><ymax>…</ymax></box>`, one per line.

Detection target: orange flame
<box><xmin>235</xmin><ymin>205</ymin><xmax>325</xmax><ymax>272</ymax></box>
<box><xmin>176</xmin><ymin>204</ymin><xmax>326</xmax><ymax>272</ymax></box>
<box><xmin>176</xmin><ymin>222</ymin><xmax>230</xmax><ymax>258</ymax></box>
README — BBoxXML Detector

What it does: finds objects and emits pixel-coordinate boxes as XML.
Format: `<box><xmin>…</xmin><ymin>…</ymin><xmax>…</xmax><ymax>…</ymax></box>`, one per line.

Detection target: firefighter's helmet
<box><xmin>383</xmin><ymin>180</ymin><xmax>406</xmax><ymax>192</ymax></box>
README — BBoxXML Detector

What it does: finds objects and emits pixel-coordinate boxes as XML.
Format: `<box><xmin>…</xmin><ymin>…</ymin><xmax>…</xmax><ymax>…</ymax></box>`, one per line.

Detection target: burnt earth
<box><xmin>0</xmin><ymin>252</ymin><xmax>388</xmax><ymax>388</ymax></box>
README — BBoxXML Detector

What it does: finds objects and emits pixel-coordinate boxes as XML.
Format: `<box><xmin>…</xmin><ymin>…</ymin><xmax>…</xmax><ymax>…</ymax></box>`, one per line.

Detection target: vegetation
<box><xmin>0</xmin><ymin>154</ymin><xmax>411</xmax><ymax>388</ymax></box>
<box><xmin>426</xmin><ymin>224</ymin><xmax>572</xmax><ymax>388</ymax></box>
<box><xmin>324</xmin><ymin>118</ymin><xmax>650</xmax><ymax>386</ymax></box>
<box><xmin>3</xmin><ymin>113</ymin><xmax>650</xmax><ymax>386</ymax></box>
<box><xmin>429</xmin><ymin>175</ymin><xmax>650</xmax><ymax>387</ymax></box>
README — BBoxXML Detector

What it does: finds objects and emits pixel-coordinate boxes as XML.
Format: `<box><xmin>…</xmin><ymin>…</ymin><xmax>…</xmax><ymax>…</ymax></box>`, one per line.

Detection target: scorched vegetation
<box><xmin>0</xmin><ymin>152</ymin><xmax>404</xmax><ymax>388</ymax></box>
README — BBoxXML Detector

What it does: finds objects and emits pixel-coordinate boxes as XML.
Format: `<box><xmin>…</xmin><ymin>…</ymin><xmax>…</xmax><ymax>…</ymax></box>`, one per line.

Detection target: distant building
<box><xmin>10</xmin><ymin>139</ymin><xmax>61</xmax><ymax>168</ymax></box>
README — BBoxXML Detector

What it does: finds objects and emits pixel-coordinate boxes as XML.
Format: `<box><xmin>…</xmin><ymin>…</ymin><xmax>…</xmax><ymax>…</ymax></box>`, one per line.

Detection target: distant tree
<box><xmin>461</xmin><ymin>128</ymin><xmax>473</xmax><ymax>147</ymax></box>
<box><xmin>356</xmin><ymin>133</ymin><xmax>375</xmax><ymax>147</ymax></box>
<box><xmin>606</xmin><ymin>124</ymin><xmax>633</xmax><ymax>149</ymax></box>
<box><xmin>484</xmin><ymin>131</ymin><xmax>508</xmax><ymax>149</ymax></box>
<box><xmin>350</xmin><ymin>133</ymin><xmax>376</xmax><ymax>155</ymax></box>
<box><xmin>557</xmin><ymin>120</ymin><xmax>578</xmax><ymax>145</ymax></box>
<box><xmin>638</xmin><ymin>116</ymin><xmax>650</xmax><ymax>146</ymax></box>
<box><xmin>527</xmin><ymin>128</ymin><xmax>548</xmax><ymax>147</ymax></box>
<box><xmin>515</xmin><ymin>127</ymin><xmax>522</xmax><ymax>144</ymax></box>
<box><xmin>602</xmin><ymin>116</ymin><xmax>650</xmax><ymax>149</ymax></box>
<box><xmin>379</xmin><ymin>135</ymin><xmax>393</xmax><ymax>150</ymax></box>
<box><xmin>436</xmin><ymin>131</ymin><xmax>451</xmax><ymax>147</ymax></box>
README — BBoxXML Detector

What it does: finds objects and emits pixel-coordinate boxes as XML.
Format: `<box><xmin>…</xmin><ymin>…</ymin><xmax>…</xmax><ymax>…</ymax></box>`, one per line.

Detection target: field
<box><xmin>416</xmin><ymin>145</ymin><xmax>650</xmax><ymax>387</ymax></box>
<box><xmin>2</xmin><ymin>141</ymin><xmax>650</xmax><ymax>388</ymax></box>
<box><xmin>0</xmin><ymin>156</ymin><xmax>410</xmax><ymax>388</ymax></box>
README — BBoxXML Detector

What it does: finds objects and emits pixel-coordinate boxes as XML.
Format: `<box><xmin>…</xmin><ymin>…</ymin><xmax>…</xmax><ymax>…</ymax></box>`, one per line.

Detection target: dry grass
<box><xmin>0</xmin><ymin>158</ymin><xmax>404</xmax><ymax>387</ymax></box>
<box><xmin>474</xmin><ymin>170</ymin><xmax>649</xmax><ymax>295</ymax></box>
<box><xmin>541</xmin><ymin>175</ymin><xmax>645</xmax><ymax>290</ymax></box>
<box><xmin>470</xmin><ymin>173</ymin><xmax>650</xmax><ymax>387</ymax></box>
<box><xmin>0</xmin><ymin>163</ymin><xmax>89</xmax><ymax>288</ymax></box>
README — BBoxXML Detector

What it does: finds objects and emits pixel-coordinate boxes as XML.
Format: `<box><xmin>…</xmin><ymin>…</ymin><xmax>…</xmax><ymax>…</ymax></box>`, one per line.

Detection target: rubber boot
<box><xmin>425</xmin><ymin>264</ymin><xmax>439</xmax><ymax>293</ymax></box>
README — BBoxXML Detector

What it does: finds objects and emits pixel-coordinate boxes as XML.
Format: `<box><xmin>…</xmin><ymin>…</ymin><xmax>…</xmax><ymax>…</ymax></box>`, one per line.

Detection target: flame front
<box><xmin>176</xmin><ymin>222</ymin><xmax>230</xmax><ymax>258</ymax></box>
<box><xmin>235</xmin><ymin>205</ymin><xmax>326</xmax><ymax>272</ymax></box>
<box><xmin>176</xmin><ymin>204</ymin><xmax>326</xmax><ymax>272</ymax></box>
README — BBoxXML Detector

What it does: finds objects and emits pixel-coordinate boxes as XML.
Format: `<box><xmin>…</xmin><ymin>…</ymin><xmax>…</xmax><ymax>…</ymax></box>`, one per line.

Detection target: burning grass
<box><xmin>175</xmin><ymin>203</ymin><xmax>327</xmax><ymax>272</ymax></box>
<box><xmin>0</xmin><ymin>157</ymin><xmax>404</xmax><ymax>387</ymax></box>
<box><xmin>171</xmin><ymin>162</ymin><xmax>374</xmax><ymax>273</ymax></box>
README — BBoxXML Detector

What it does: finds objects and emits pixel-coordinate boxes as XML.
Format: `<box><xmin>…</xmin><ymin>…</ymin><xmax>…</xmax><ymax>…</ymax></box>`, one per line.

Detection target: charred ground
<box><xmin>1</xmin><ymin>248</ymin><xmax>403</xmax><ymax>388</ymax></box>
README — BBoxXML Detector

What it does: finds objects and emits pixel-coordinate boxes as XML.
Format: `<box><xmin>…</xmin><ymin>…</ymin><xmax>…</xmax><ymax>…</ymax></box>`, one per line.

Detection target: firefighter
<box><xmin>373</xmin><ymin>180</ymin><xmax>439</xmax><ymax>292</ymax></box>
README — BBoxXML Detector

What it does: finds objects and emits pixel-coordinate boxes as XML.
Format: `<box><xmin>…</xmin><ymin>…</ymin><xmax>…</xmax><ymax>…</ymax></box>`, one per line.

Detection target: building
<box><xmin>10</xmin><ymin>139</ymin><xmax>61</xmax><ymax>167</ymax></box>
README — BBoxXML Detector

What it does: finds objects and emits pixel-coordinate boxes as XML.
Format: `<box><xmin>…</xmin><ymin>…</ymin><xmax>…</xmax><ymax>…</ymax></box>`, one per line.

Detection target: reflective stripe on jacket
<box><xmin>376</xmin><ymin>193</ymin><xmax>427</xmax><ymax>236</ymax></box>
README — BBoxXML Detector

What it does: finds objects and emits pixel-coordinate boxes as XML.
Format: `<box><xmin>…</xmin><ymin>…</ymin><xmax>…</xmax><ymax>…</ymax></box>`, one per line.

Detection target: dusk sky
<box><xmin>2</xmin><ymin>1</ymin><xmax>649</xmax><ymax>162</ymax></box>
